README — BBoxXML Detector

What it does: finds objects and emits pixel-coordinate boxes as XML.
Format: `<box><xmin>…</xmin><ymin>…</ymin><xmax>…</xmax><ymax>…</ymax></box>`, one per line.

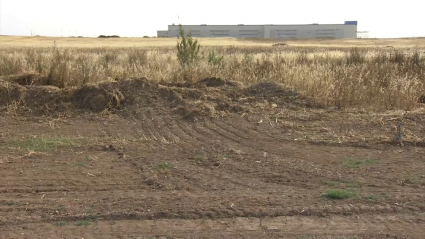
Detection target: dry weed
<box><xmin>0</xmin><ymin>45</ymin><xmax>424</xmax><ymax>110</ymax></box>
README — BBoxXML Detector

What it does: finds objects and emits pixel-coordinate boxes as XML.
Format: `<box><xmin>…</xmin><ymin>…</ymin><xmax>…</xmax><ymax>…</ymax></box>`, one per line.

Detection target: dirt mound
<box><xmin>0</xmin><ymin>77</ymin><xmax>130</xmax><ymax>114</ymax></box>
<box><xmin>0</xmin><ymin>75</ymin><xmax>309</xmax><ymax>119</ymax></box>
<box><xmin>245</xmin><ymin>81</ymin><xmax>298</xmax><ymax>98</ymax></box>
<box><xmin>198</xmin><ymin>77</ymin><xmax>226</xmax><ymax>87</ymax></box>
<box><xmin>239</xmin><ymin>81</ymin><xmax>309</xmax><ymax>109</ymax></box>
<box><xmin>72</xmin><ymin>84</ymin><xmax>124</xmax><ymax>112</ymax></box>
<box><xmin>158</xmin><ymin>86</ymin><xmax>183</xmax><ymax>108</ymax></box>
<box><xmin>24</xmin><ymin>85</ymin><xmax>63</xmax><ymax>107</ymax></box>
<box><xmin>197</xmin><ymin>77</ymin><xmax>243</xmax><ymax>88</ymax></box>
<box><xmin>0</xmin><ymin>80</ymin><xmax>24</xmax><ymax>107</ymax></box>
<box><xmin>174</xmin><ymin>102</ymin><xmax>216</xmax><ymax>122</ymax></box>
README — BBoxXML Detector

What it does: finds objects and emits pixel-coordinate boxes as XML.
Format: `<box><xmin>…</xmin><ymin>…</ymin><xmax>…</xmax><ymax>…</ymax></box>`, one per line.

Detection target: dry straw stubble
<box><xmin>0</xmin><ymin>44</ymin><xmax>424</xmax><ymax>111</ymax></box>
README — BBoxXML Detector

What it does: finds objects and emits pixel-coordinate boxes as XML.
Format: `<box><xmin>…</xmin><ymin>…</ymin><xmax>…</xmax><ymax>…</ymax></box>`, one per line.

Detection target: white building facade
<box><xmin>157</xmin><ymin>21</ymin><xmax>358</xmax><ymax>39</ymax></box>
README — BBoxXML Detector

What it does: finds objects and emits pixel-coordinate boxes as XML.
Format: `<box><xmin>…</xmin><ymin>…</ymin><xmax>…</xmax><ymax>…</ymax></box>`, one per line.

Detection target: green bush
<box><xmin>207</xmin><ymin>51</ymin><xmax>224</xmax><ymax>66</ymax></box>
<box><xmin>324</xmin><ymin>189</ymin><xmax>355</xmax><ymax>200</ymax></box>
<box><xmin>176</xmin><ymin>24</ymin><xmax>200</xmax><ymax>68</ymax></box>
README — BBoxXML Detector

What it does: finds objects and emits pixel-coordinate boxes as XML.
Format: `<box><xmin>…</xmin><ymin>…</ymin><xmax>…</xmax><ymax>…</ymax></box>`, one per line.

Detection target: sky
<box><xmin>0</xmin><ymin>0</ymin><xmax>424</xmax><ymax>38</ymax></box>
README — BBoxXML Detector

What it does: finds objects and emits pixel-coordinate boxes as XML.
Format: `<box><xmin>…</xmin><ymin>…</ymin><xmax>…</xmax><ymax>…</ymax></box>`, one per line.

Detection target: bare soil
<box><xmin>0</xmin><ymin>75</ymin><xmax>424</xmax><ymax>238</ymax></box>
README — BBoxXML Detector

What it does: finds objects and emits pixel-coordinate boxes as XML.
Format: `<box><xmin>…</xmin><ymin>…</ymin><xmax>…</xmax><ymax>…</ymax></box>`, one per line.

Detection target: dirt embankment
<box><xmin>1</xmin><ymin>73</ymin><xmax>424</xmax><ymax>147</ymax></box>
<box><xmin>0</xmin><ymin>73</ymin><xmax>306</xmax><ymax>119</ymax></box>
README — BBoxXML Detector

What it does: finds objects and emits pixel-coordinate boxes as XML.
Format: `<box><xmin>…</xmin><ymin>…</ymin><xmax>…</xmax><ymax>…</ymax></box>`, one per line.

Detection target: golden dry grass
<box><xmin>1</xmin><ymin>35</ymin><xmax>425</xmax><ymax>48</ymax></box>
<box><xmin>0</xmin><ymin>36</ymin><xmax>251</xmax><ymax>48</ymax></box>
<box><xmin>0</xmin><ymin>36</ymin><xmax>424</xmax><ymax>111</ymax></box>
<box><xmin>243</xmin><ymin>37</ymin><xmax>425</xmax><ymax>48</ymax></box>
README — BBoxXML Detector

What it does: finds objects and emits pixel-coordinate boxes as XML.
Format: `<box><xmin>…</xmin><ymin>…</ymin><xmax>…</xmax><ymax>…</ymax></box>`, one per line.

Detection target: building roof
<box><xmin>168</xmin><ymin>24</ymin><xmax>352</xmax><ymax>27</ymax></box>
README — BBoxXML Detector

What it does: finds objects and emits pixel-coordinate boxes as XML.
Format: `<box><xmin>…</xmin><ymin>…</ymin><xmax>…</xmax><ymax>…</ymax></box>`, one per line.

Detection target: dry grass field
<box><xmin>1</xmin><ymin>35</ymin><xmax>425</xmax><ymax>48</ymax></box>
<box><xmin>1</xmin><ymin>36</ymin><xmax>425</xmax><ymax>110</ymax></box>
<box><xmin>0</xmin><ymin>36</ymin><xmax>425</xmax><ymax>238</ymax></box>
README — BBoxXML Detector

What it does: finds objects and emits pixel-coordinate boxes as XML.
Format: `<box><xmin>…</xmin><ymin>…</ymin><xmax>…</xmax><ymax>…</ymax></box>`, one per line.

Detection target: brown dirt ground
<box><xmin>0</xmin><ymin>75</ymin><xmax>425</xmax><ymax>239</ymax></box>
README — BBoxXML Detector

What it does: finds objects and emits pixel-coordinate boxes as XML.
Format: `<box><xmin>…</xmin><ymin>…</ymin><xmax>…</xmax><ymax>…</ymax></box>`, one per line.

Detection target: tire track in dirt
<box><xmin>173</xmin><ymin>120</ymin><xmax>200</xmax><ymax>144</ymax></box>
<box><xmin>0</xmin><ymin>194</ymin><xmax>420</xmax><ymax>225</ymax></box>
<box><xmin>217</xmin><ymin>159</ymin><xmax>314</xmax><ymax>191</ymax></box>
<box><xmin>174</xmin><ymin>120</ymin><xmax>224</xmax><ymax>151</ymax></box>
<box><xmin>132</xmin><ymin>112</ymin><xmax>155</xmax><ymax>141</ymax></box>
<box><xmin>152</xmin><ymin>116</ymin><xmax>205</xmax><ymax>149</ymax></box>
<box><xmin>160</xmin><ymin>117</ymin><xmax>184</xmax><ymax>144</ymax></box>
<box><xmin>151</xmin><ymin>115</ymin><xmax>180</xmax><ymax>144</ymax></box>
<box><xmin>171</xmin><ymin>116</ymin><xmax>277</xmax><ymax>153</ymax></box>
<box><xmin>132</xmin><ymin>111</ymin><xmax>181</xmax><ymax>145</ymax></box>
<box><xmin>0</xmin><ymin>183</ymin><xmax>147</xmax><ymax>194</ymax></box>
<box><xmin>138</xmin><ymin>109</ymin><xmax>164</xmax><ymax>142</ymax></box>
<box><xmin>202</xmin><ymin>120</ymin><xmax>291</xmax><ymax>154</ymax></box>
<box><xmin>180</xmin><ymin>155</ymin><xmax>297</xmax><ymax>192</ymax></box>
<box><xmin>0</xmin><ymin>177</ymin><xmax>146</xmax><ymax>193</ymax></box>
<box><xmin>213</xmin><ymin>118</ymin><xmax>278</xmax><ymax>142</ymax></box>
<box><xmin>171</xmin><ymin>164</ymin><xmax>261</xmax><ymax>192</ymax></box>
<box><xmin>1</xmin><ymin>214</ymin><xmax>423</xmax><ymax>238</ymax></box>
<box><xmin>167</xmin><ymin>120</ymin><xmax>192</xmax><ymax>144</ymax></box>
<box><xmin>202</xmin><ymin>121</ymin><xmax>247</xmax><ymax>146</ymax></box>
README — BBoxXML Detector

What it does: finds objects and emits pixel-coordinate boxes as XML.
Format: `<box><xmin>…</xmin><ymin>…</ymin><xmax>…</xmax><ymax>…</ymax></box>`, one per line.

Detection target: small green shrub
<box><xmin>365</xmin><ymin>194</ymin><xmax>379</xmax><ymax>201</ymax></box>
<box><xmin>2</xmin><ymin>201</ymin><xmax>18</xmax><ymax>206</ymax></box>
<box><xmin>75</xmin><ymin>215</ymin><xmax>98</xmax><ymax>226</ymax></box>
<box><xmin>8</xmin><ymin>136</ymin><xmax>78</xmax><ymax>152</ymax></box>
<box><xmin>195</xmin><ymin>155</ymin><xmax>208</xmax><ymax>162</ymax></box>
<box><xmin>56</xmin><ymin>206</ymin><xmax>67</xmax><ymax>212</ymax></box>
<box><xmin>54</xmin><ymin>221</ymin><xmax>68</xmax><ymax>226</ymax></box>
<box><xmin>176</xmin><ymin>24</ymin><xmax>200</xmax><ymax>68</ymax></box>
<box><xmin>157</xmin><ymin>162</ymin><xmax>173</xmax><ymax>171</ymax></box>
<box><xmin>75</xmin><ymin>220</ymin><xmax>91</xmax><ymax>226</ymax></box>
<box><xmin>324</xmin><ymin>189</ymin><xmax>355</xmax><ymax>200</ymax></box>
<box><xmin>75</xmin><ymin>161</ymin><xmax>87</xmax><ymax>167</ymax></box>
<box><xmin>342</xmin><ymin>158</ymin><xmax>379</xmax><ymax>169</ymax></box>
<box><xmin>207</xmin><ymin>51</ymin><xmax>224</xmax><ymax>66</ymax></box>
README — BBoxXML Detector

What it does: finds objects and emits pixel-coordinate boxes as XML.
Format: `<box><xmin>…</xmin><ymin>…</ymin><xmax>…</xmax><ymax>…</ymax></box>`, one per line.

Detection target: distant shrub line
<box><xmin>98</xmin><ymin>35</ymin><xmax>120</xmax><ymax>38</ymax></box>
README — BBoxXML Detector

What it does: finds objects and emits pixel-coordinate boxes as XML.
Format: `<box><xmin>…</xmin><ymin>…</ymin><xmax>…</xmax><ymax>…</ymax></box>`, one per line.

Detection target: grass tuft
<box><xmin>54</xmin><ymin>221</ymin><xmax>68</xmax><ymax>226</ymax></box>
<box><xmin>195</xmin><ymin>155</ymin><xmax>208</xmax><ymax>162</ymax></box>
<box><xmin>75</xmin><ymin>215</ymin><xmax>98</xmax><ymax>226</ymax></box>
<box><xmin>8</xmin><ymin>136</ymin><xmax>78</xmax><ymax>152</ymax></box>
<box><xmin>1</xmin><ymin>201</ymin><xmax>18</xmax><ymax>206</ymax></box>
<box><xmin>342</xmin><ymin>158</ymin><xmax>379</xmax><ymax>169</ymax></box>
<box><xmin>75</xmin><ymin>161</ymin><xmax>87</xmax><ymax>167</ymax></box>
<box><xmin>365</xmin><ymin>194</ymin><xmax>380</xmax><ymax>201</ymax></box>
<box><xmin>156</xmin><ymin>162</ymin><xmax>173</xmax><ymax>171</ymax></box>
<box><xmin>75</xmin><ymin>220</ymin><xmax>91</xmax><ymax>226</ymax></box>
<box><xmin>324</xmin><ymin>189</ymin><xmax>356</xmax><ymax>200</ymax></box>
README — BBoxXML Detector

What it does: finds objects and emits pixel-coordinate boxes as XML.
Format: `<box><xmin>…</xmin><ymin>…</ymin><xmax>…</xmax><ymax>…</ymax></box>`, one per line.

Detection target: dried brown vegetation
<box><xmin>1</xmin><ymin>44</ymin><xmax>424</xmax><ymax>111</ymax></box>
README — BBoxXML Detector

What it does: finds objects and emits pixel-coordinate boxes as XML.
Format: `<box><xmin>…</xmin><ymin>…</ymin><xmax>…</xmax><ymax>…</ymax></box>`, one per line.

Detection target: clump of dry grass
<box><xmin>0</xmin><ymin>45</ymin><xmax>424</xmax><ymax>111</ymax></box>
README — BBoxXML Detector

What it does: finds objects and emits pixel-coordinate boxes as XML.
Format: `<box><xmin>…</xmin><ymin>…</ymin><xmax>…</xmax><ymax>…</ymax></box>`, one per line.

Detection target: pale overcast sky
<box><xmin>0</xmin><ymin>0</ymin><xmax>424</xmax><ymax>38</ymax></box>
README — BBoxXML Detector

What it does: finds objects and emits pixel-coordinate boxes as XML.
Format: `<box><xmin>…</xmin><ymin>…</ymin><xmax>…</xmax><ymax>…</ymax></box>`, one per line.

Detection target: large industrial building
<box><xmin>157</xmin><ymin>21</ymin><xmax>358</xmax><ymax>39</ymax></box>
